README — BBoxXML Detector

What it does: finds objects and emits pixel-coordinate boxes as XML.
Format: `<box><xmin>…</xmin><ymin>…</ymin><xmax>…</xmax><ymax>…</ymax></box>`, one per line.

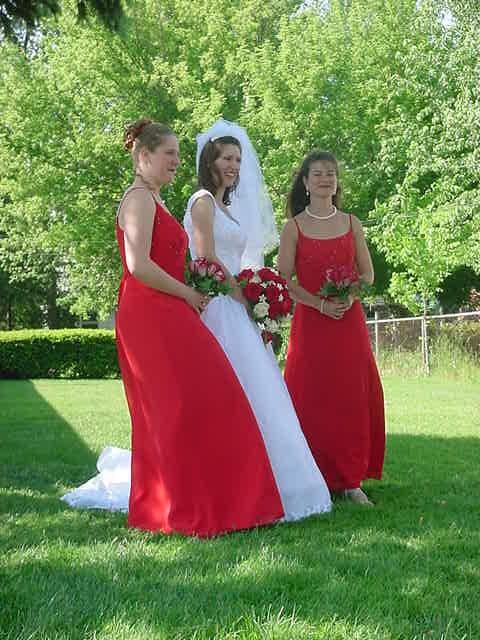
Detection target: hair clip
<box><xmin>210</xmin><ymin>136</ymin><xmax>219</xmax><ymax>143</ymax></box>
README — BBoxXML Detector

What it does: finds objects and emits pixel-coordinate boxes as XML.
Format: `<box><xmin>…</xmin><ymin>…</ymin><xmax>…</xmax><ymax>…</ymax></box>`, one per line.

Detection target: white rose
<box><xmin>253</xmin><ymin>301</ymin><xmax>269</xmax><ymax>318</ymax></box>
<box><xmin>265</xmin><ymin>317</ymin><xmax>279</xmax><ymax>331</ymax></box>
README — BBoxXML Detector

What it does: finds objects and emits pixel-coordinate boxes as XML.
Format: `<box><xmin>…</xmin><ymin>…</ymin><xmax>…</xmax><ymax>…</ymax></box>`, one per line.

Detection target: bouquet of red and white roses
<box><xmin>236</xmin><ymin>266</ymin><xmax>293</xmax><ymax>352</ymax></box>
<box><xmin>188</xmin><ymin>257</ymin><xmax>231</xmax><ymax>296</ymax></box>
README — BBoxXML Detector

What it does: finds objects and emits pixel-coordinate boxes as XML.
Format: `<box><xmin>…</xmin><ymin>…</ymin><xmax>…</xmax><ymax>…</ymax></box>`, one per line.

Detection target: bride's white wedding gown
<box><xmin>183</xmin><ymin>190</ymin><xmax>331</xmax><ymax>520</ymax></box>
<box><xmin>62</xmin><ymin>189</ymin><xmax>332</xmax><ymax>520</ymax></box>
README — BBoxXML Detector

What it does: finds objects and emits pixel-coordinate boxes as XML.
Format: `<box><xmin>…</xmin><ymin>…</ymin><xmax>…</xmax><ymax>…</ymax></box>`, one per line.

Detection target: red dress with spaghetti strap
<box><xmin>284</xmin><ymin>216</ymin><xmax>385</xmax><ymax>491</ymax></box>
<box><xmin>115</xmin><ymin>195</ymin><xmax>283</xmax><ymax>536</ymax></box>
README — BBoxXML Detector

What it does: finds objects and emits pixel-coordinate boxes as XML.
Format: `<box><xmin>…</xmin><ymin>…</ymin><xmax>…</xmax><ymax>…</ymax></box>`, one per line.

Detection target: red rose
<box><xmin>207</xmin><ymin>262</ymin><xmax>220</xmax><ymax>276</ymax></box>
<box><xmin>281</xmin><ymin>297</ymin><xmax>293</xmax><ymax>314</ymax></box>
<box><xmin>243</xmin><ymin>282</ymin><xmax>263</xmax><ymax>302</ymax></box>
<box><xmin>265</xmin><ymin>284</ymin><xmax>281</xmax><ymax>303</ymax></box>
<box><xmin>258</xmin><ymin>267</ymin><xmax>276</xmax><ymax>282</ymax></box>
<box><xmin>238</xmin><ymin>268</ymin><xmax>255</xmax><ymax>280</ymax></box>
<box><xmin>268</xmin><ymin>301</ymin><xmax>284</xmax><ymax>319</ymax></box>
<box><xmin>194</xmin><ymin>257</ymin><xmax>209</xmax><ymax>277</ymax></box>
<box><xmin>213</xmin><ymin>270</ymin><xmax>226</xmax><ymax>282</ymax></box>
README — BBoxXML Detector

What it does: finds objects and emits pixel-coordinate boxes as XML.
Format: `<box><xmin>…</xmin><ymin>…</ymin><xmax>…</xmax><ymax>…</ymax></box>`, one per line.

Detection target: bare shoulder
<box><xmin>191</xmin><ymin>194</ymin><xmax>215</xmax><ymax>219</ymax></box>
<box><xmin>118</xmin><ymin>187</ymin><xmax>155</xmax><ymax>226</ymax></box>
<box><xmin>339</xmin><ymin>211</ymin><xmax>363</xmax><ymax>234</ymax></box>
<box><xmin>281</xmin><ymin>216</ymin><xmax>299</xmax><ymax>238</ymax></box>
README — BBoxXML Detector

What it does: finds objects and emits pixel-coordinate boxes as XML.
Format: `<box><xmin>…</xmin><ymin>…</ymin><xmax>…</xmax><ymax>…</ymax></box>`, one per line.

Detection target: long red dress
<box><xmin>115</xmin><ymin>197</ymin><xmax>283</xmax><ymax>536</ymax></box>
<box><xmin>284</xmin><ymin>218</ymin><xmax>385</xmax><ymax>492</ymax></box>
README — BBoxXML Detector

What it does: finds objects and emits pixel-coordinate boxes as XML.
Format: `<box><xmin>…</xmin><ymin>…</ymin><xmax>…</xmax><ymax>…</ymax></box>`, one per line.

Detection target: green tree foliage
<box><xmin>0</xmin><ymin>0</ymin><xmax>300</xmax><ymax>319</ymax></box>
<box><xmin>367</xmin><ymin>1</ymin><xmax>480</xmax><ymax>311</ymax></box>
<box><xmin>0</xmin><ymin>0</ymin><xmax>123</xmax><ymax>43</ymax></box>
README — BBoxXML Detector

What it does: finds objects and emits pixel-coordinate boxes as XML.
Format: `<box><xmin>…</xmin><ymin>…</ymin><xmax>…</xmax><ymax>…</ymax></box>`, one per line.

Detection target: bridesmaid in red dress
<box><xmin>116</xmin><ymin>119</ymin><xmax>283</xmax><ymax>536</ymax></box>
<box><xmin>278</xmin><ymin>151</ymin><xmax>385</xmax><ymax>505</ymax></box>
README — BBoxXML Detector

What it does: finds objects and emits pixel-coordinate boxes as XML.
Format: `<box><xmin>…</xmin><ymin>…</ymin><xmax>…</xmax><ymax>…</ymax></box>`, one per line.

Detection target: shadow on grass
<box><xmin>2</xmin><ymin>422</ymin><xmax>480</xmax><ymax>639</ymax></box>
<box><xmin>0</xmin><ymin>380</ymin><xmax>98</xmax><ymax>513</ymax></box>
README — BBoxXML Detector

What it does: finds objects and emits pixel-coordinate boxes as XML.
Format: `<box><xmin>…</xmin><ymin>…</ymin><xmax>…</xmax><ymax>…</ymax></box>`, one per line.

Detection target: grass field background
<box><xmin>1</xmin><ymin>372</ymin><xmax>479</xmax><ymax>640</ymax></box>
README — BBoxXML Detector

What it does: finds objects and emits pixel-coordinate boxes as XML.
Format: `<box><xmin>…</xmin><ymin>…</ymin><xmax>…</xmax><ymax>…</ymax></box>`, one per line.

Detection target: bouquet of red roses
<box><xmin>236</xmin><ymin>266</ymin><xmax>293</xmax><ymax>351</ymax></box>
<box><xmin>188</xmin><ymin>257</ymin><xmax>231</xmax><ymax>296</ymax></box>
<box><xmin>318</xmin><ymin>265</ymin><xmax>362</xmax><ymax>301</ymax></box>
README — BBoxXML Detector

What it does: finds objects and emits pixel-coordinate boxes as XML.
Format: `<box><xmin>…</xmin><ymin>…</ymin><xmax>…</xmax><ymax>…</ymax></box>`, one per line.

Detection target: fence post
<box><xmin>374</xmin><ymin>310</ymin><xmax>379</xmax><ymax>360</ymax></box>
<box><xmin>421</xmin><ymin>299</ymin><xmax>430</xmax><ymax>375</ymax></box>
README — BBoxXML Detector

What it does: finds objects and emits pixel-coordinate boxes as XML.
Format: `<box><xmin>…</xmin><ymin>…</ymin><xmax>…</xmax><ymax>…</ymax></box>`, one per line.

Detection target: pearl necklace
<box><xmin>305</xmin><ymin>205</ymin><xmax>337</xmax><ymax>220</ymax></box>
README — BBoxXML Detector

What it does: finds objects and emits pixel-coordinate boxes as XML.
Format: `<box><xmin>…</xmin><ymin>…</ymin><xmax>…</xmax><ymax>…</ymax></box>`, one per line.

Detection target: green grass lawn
<box><xmin>1</xmin><ymin>375</ymin><xmax>479</xmax><ymax>640</ymax></box>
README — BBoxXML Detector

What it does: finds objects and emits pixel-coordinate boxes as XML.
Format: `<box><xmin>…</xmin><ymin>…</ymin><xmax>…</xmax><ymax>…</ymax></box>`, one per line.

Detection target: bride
<box><xmin>183</xmin><ymin>119</ymin><xmax>331</xmax><ymax>520</ymax></box>
<box><xmin>62</xmin><ymin>120</ymin><xmax>331</xmax><ymax>521</ymax></box>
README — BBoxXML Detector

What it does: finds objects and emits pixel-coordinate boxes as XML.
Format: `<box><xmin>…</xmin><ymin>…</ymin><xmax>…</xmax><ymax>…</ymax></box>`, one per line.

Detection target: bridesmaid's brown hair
<box><xmin>124</xmin><ymin>119</ymin><xmax>175</xmax><ymax>166</ymax></box>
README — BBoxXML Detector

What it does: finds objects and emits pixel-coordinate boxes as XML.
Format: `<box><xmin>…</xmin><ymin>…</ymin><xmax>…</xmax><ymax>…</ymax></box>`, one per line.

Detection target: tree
<box><xmin>1</xmin><ymin>0</ymin><xmax>479</xmax><ymax>324</ymax></box>
<box><xmin>0</xmin><ymin>0</ymin><xmax>302</xmax><ymax>320</ymax></box>
<box><xmin>0</xmin><ymin>0</ymin><xmax>124</xmax><ymax>42</ymax></box>
<box><xmin>368</xmin><ymin>0</ymin><xmax>480</xmax><ymax>311</ymax></box>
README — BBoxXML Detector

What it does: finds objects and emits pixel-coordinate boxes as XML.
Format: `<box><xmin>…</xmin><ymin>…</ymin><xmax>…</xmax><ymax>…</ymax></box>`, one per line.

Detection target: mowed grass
<box><xmin>0</xmin><ymin>374</ymin><xmax>479</xmax><ymax>640</ymax></box>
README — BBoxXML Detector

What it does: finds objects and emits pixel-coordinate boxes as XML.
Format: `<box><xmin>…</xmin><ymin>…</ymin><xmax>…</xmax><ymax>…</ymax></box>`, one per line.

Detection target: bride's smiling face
<box><xmin>213</xmin><ymin>144</ymin><xmax>241</xmax><ymax>189</ymax></box>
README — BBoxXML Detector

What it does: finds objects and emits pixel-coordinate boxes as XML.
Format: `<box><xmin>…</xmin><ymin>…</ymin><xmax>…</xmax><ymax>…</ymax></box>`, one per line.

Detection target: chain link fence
<box><xmin>365</xmin><ymin>311</ymin><xmax>480</xmax><ymax>374</ymax></box>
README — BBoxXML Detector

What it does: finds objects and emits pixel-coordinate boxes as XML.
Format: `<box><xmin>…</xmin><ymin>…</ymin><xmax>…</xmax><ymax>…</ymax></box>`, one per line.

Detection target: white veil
<box><xmin>195</xmin><ymin>119</ymin><xmax>279</xmax><ymax>268</ymax></box>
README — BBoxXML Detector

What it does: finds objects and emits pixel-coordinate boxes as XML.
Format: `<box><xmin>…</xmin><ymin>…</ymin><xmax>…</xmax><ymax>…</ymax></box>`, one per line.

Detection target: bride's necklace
<box><xmin>305</xmin><ymin>205</ymin><xmax>337</xmax><ymax>220</ymax></box>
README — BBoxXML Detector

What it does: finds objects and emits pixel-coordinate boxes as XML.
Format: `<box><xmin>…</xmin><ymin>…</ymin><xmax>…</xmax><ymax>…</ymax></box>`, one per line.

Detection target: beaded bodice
<box><xmin>294</xmin><ymin>221</ymin><xmax>358</xmax><ymax>294</ymax></box>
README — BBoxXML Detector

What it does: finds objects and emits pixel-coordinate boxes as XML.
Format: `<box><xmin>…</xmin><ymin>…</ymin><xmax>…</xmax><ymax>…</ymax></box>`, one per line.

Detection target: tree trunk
<box><xmin>45</xmin><ymin>271</ymin><xmax>59</xmax><ymax>328</ymax></box>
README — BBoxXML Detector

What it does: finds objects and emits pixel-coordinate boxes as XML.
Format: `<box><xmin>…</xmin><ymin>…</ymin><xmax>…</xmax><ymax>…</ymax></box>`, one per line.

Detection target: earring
<box><xmin>306</xmin><ymin>188</ymin><xmax>310</xmax><ymax>198</ymax></box>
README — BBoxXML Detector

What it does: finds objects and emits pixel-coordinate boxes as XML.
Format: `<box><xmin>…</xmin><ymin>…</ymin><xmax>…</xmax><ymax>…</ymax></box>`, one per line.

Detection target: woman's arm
<box><xmin>190</xmin><ymin>196</ymin><xmax>246</xmax><ymax>305</ymax></box>
<box><xmin>119</xmin><ymin>190</ymin><xmax>206</xmax><ymax>312</ymax></box>
<box><xmin>351</xmin><ymin>215</ymin><xmax>374</xmax><ymax>285</ymax></box>
<box><xmin>277</xmin><ymin>219</ymin><xmax>347</xmax><ymax>320</ymax></box>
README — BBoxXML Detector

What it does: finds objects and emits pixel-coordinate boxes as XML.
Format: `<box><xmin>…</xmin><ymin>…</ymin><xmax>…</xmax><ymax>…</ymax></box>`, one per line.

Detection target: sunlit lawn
<box><xmin>1</xmin><ymin>375</ymin><xmax>479</xmax><ymax>640</ymax></box>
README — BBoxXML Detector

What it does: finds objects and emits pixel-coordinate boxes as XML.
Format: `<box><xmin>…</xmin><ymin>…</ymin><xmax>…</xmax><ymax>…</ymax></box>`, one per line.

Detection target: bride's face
<box><xmin>213</xmin><ymin>144</ymin><xmax>241</xmax><ymax>189</ymax></box>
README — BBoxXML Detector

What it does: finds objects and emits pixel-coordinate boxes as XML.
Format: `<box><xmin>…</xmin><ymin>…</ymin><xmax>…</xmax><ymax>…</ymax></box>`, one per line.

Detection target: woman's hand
<box><xmin>184</xmin><ymin>288</ymin><xmax>210</xmax><ymax>314</ymax></box>
<box><xmin>230</xmin><ymin>282</ymin><xmax>250</xmax><ymax>310</ymax></box>
<box><xmin>346</xmin><ymin>293</ymin><xmax>355</xmax><ymax>309</ymax></box>
<box><xmin>317</xmin><ymin>297</ymin><xmax>350</xmax><ymax>320</ymax></box>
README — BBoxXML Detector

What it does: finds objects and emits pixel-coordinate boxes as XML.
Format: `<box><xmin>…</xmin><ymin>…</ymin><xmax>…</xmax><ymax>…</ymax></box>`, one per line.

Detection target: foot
<box><xmin>344</xmin><ymin>488</ymin><xmax>374</xmax><ymax>506</ymax></box>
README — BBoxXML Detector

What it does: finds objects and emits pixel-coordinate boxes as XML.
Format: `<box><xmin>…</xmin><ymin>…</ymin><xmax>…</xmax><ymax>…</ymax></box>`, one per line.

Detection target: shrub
<box><xmin>430</xmin><ymin>320</ymin><xmax>480</xmax><ymax>354</ymax></box>
<box><xmin>0</xmin><ymin>329</ymin><xmax>120</xmax><ymax>379</ymax></box>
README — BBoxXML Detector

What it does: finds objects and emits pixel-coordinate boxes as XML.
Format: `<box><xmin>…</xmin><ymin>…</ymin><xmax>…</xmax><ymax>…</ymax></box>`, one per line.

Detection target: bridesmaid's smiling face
<box><xmin>303</xmin><ymin>160</ymin><xmax>337</xmax><ymax>199</ymax></box>
<box><xmin>213</xmin><ymin>143</ymin><xmax>242</xmax><ymax>189</ymax></box>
